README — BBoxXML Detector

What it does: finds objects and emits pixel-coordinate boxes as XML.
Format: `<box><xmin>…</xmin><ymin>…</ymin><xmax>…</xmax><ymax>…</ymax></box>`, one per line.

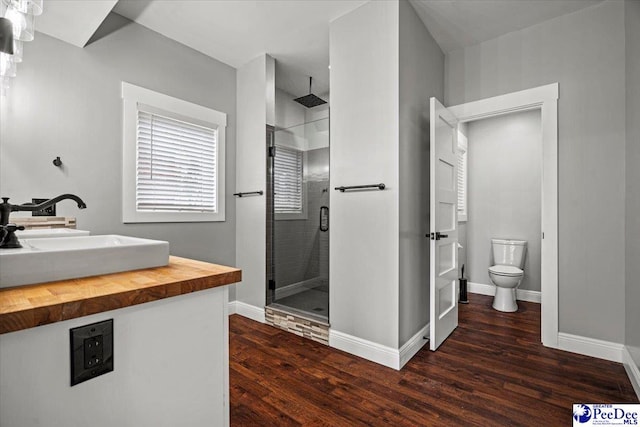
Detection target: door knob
<box><xmin>428</xmin><ymin>232</ymin><xmax>449</xmax><ymax>240</ymax></box>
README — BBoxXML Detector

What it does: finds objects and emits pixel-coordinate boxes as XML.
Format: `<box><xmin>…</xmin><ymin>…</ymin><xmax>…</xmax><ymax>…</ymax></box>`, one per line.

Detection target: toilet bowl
<box><xmin>489</xmin><ymin>264</ymin><xmax>524</xmax><ymax>312</ymax></box>
<box><xmin>488</xmin><ymin>239</ymin><xmax>527</xmax><ymax>312</ymax></box>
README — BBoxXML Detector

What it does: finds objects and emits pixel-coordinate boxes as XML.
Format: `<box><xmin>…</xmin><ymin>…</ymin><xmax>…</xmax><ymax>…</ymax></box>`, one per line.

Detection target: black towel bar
<box><xmin>233</xmin><ymin>191</ymin><xmax>263</xmax><ymax>197</ymax></box>
<box><xmin>334</xmin><ymin>183</ymin><xmax>386</xmax><ymax>192</ymax></box>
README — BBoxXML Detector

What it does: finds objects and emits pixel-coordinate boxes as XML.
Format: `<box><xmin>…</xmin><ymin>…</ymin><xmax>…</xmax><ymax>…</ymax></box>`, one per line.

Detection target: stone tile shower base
<box><xmin>265</xmin><ymin>306</ymin><xmax>329</xmax><ymax>346</ymax></box>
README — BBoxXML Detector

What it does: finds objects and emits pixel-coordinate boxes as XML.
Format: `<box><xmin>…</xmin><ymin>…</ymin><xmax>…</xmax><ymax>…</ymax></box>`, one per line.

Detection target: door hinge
<box><xmin>268</xmin><ymin>279</ymin><xmax>276</xmax><ymax>290</ymax></box>
<box><xmin>268</xmin><ymin>146</ymin><xmax>276</xmax><ymax>157</ymax></box>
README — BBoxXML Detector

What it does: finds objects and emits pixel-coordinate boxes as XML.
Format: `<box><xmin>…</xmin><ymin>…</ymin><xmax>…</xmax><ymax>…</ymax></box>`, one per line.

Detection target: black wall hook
<box><xmin>53</xmin><ymin>156</ymin><xmax>62</xmax><ymax>167</ymax></box>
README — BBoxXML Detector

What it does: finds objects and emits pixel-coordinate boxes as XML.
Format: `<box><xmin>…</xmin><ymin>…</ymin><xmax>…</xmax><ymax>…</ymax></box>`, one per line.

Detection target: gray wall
<box><xmin>625</xmin><ymin>0</ymin><xmax>640</xmax><ymax>372</ymax></box>
<box><xmin>0</xmin><ymin>14</ymin><xmax>237</xmax><ymax>268</ymax></box>
<box><xmin>446</xmin><ymin>0</ymin><xmax>626</xmax><ymax>343</ymax></box>
<box><xmin>466</xmin><ymin>110</ymin><xmax>541</xmax><ymax>292</ymax></box>
<box><xmin>398</xmin><ymin>0</ymin><xmax>444</xmax><ymax>346</ymax></box>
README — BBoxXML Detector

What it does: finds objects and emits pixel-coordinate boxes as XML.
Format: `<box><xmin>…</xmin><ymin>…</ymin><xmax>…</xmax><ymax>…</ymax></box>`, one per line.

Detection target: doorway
<box><xmin>447</xmin><ymin>83</ymin><xmax>558</xmax><ymax>348</ymax></box>
<box><xmin>459</xmin><ymin>109</ymin><xmax>542</xmax><ymax>310</ymax></box>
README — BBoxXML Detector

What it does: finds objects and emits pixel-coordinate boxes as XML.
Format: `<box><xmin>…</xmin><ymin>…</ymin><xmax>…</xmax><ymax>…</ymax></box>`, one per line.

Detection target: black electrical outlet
<box><xmin>70</xmin><ymin>319</ymin><xmax>113</xmax><ymax>386</ymax></box>
<box><xmin>31</xmin><ymin>198</ymin><xmax>56</xmax><ymax>216</ymax></box>
<box><xmin>83</xmin><ymin>335</ymin><xmax>104</xmax><ymax>369</ymax></box>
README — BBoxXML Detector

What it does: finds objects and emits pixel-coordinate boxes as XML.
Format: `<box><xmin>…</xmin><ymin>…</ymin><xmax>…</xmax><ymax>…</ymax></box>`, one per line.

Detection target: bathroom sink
<box><xmin>0</xmin><ymin>235</ymin><xmax>169</xmax><ymax>288</ymax></box>
<box><xmin>15</xmin><ymin>228</ymin><xmax>91</xmax><ymax>239</ymax></box>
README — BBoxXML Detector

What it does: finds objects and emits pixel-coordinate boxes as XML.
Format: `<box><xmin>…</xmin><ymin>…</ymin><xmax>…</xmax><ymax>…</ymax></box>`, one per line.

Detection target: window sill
<box><xmin>123</xmin><ymin>211</ymin><xmax>225</xmax><ymax>223</ymax></box>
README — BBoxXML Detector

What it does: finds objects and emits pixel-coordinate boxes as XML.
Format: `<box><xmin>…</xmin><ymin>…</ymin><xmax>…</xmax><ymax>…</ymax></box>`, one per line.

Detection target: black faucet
<box><xmin>0</xmin><ymin>194</ymin><xmax>87</xmax><ymax>248</ymax></box>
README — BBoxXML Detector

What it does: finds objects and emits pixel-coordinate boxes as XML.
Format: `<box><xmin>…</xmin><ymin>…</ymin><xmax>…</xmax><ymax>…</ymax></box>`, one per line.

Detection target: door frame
<box><xmin>447</xmin><ymin>83</ymin><xmax>559</xmax><ymax>348</ymax></box>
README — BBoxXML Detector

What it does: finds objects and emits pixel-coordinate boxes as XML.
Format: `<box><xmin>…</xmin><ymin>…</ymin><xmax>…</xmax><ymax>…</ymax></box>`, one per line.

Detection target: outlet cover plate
<box><xmin>31</xmin><ymin>198</ymin><xmax>56</xmax><ymax>216</ymax></box>
<box><xmin>70</xmin><ymin>319</ymin><xmax>113</xmax><ymax>386</ymax></box>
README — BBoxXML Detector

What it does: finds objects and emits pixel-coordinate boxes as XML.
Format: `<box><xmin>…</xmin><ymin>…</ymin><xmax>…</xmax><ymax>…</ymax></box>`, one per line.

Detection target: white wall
<box><xmin>273</xmin><ymin>88</ymin><xmax>308</xmax><ymax>152</ymax></box>
<box><xmin>0</xmin><ymin>14</ymin><xmax>237</xmax><ymax>268</ymax></box>
<box><xmin>275</xmin><ymin>88</ymin><xmax>306</xmax><ymax>130</ymax></box>
<box><xmin>329</xmin><ymin>0</ymin><xmax>400</xmax><ymax>348</ymax></box>
<box><xmin>466</xmin><ymin>110</ymin><xmax>542</xmax><ymax>292</ymax></box>
<box><xmin>329</xmin><ymin>0</ymin><xmax>443</xmax><ymax>356</ymax></box>
<box><xmin>0</xmin><ymin>287</ymin><xmax>229</xmax><ymax>427</ymax></box>
<box><xmin>234</xmin><ymin>54</ymin><xmax>274</xmax><ymax>309</ymax></box>
<box><xmin>625</xmin><ymin>0</ymin><xmax>640</xmax><ymax>379</ymax></box>
<box><xmin>398</xmin><ymin>0</ymin><xmax>444</xmax><ymax>346</ymax></box>
<box><xmin>445</xmin><ymin>0</ymin><xmax>626</xmax><ymax>343</ymax></box>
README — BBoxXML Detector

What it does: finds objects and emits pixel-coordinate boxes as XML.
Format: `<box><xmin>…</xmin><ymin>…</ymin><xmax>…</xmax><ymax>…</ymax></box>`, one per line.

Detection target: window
<box><xmin>136</xmin><ymin>109</ymin><xmax>216</xmax><ymax>213</ymax></box>
<box><xmin>122</xmin><ymin>82</ymin><xmax>226</xmax><ymax>223</ymax></box>
<box><xmin>274</xmin><ymin>145</ymin><xmax>305</xmax><ymax>219</ymax></box>
<box><xmin>457</xmin><ymin>131</ymin><xmax>468</xmax><ymax>222</ymax></box>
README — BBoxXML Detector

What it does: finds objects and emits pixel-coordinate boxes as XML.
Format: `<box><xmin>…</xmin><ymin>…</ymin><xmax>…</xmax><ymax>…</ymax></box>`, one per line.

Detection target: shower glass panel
<box><xmin>267</xmin><ymin>118</ymin><xmax>329</xmax><ymax>322</ymax></box>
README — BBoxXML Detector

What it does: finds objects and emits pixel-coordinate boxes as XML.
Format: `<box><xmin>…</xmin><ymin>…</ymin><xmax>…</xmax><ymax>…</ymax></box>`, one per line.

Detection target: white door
<box><xmin>429</xmin><ymin>97</ymin><xmax>459</xmax><ymax>351</ymax></box>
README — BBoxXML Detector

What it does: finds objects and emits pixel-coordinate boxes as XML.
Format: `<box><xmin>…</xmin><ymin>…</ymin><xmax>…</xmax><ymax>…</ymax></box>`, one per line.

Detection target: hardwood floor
<box><xmin>230</xmin><ymin>294</ymin><xmax>638</xmax><ymax>426</ymax></box>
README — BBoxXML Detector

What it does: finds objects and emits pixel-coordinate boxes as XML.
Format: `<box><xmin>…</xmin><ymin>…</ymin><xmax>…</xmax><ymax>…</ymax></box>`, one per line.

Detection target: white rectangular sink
<box><xmin>0</xmin><ymin>235</ymin><xmax>169</xmax><ymax>288</ymax></box>
<box><xmin>15</xmin><ymin>229</ymin><xmax>91</xmax><ymax>239</ymax></box>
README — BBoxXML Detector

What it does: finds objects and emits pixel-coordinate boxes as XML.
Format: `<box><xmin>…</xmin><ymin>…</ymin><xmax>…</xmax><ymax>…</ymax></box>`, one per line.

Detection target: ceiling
<box><xmin>36</xmin><ymin>0</ymin><xmax>604</xmax><ymax>97</ymax></box>
<box><xmin>36</xmin><ymin>0</ymin><xmax>118</xmax><ymax>49</ymax></box>
<box><xmin>409</xmin><ymin>0</ymin><xmax>603</xmax><ymax>53</ymax></box>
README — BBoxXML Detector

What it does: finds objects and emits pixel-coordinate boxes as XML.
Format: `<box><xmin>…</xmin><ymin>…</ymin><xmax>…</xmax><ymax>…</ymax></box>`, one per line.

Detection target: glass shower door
<box><xmin>266</xmin><ymin>118</ymin><xmax>329</xmax><ymax>322</ymax></box>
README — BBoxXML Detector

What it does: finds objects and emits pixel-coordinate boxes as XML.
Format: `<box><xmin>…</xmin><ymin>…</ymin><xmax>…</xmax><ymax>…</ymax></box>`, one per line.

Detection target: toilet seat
<box><xmin>489</xmin><ymin>265</ymin><xmax>523</xmax><ymax>277</ymax></box>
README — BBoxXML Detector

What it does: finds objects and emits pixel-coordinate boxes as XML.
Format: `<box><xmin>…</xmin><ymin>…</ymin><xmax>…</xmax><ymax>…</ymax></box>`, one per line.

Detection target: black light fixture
<box><xmin>0</xmin><ymin>17</ymin><xmax>14</xmax><ymax>55</ymax></box>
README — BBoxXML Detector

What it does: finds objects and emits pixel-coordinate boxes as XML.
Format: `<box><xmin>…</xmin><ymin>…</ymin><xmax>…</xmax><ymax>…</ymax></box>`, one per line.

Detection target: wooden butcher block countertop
<box><xmin>0</xmin><ymin>256</ymin><xmax>241</xmax><ymax>335</ymax></box>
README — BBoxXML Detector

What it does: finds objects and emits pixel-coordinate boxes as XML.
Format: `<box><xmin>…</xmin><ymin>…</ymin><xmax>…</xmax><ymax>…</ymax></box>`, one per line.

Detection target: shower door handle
<box><xmin>320</xmin><ymin>206</ymin><xmax>329</xmax><ymax>232</ymax></box>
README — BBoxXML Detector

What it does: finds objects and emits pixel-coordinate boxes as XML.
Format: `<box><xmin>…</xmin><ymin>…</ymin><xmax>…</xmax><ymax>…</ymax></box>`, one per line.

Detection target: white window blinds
<box><xmin>136</xmin><ymin>109</ymin><xmax>217</xmax><ymax>213</ymax></box>
<box><xmin>274</xmin><ymin>146</ymin><xmax>303</xmax><ymax>213</ymax></box>
<box><xmin>457</xmin><ymin>147</ymin><xmax>467</xmax><ymax>219</ymax></box>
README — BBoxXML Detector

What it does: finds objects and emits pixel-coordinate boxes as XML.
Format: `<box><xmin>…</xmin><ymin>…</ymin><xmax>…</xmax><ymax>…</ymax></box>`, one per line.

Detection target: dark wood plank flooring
<box><xmin>230</xmin><ymin>294</ymin><xmax>638</xmax><ymax>426</ymax></box>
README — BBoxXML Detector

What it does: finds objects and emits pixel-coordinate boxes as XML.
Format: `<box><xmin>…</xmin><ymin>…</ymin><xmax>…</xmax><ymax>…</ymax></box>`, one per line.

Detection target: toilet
<box><xmin>488</xmin><ymin>238</ymin><xmax>527</xmax><ymax>312</ymax></box>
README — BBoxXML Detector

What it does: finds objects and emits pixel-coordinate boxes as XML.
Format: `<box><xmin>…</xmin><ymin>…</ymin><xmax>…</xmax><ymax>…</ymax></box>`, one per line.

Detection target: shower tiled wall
<box><xmin>273</xmin><ymin>147</ymin><xmax>329</xmax><ymax>290</ymax></box>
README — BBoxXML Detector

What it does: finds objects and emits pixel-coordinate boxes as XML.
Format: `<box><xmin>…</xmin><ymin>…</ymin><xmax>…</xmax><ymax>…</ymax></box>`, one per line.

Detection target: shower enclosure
<box><xmin>266</xmin><ymin>118</ymin><xmax>329</xmax><ymax>322</ymax></box>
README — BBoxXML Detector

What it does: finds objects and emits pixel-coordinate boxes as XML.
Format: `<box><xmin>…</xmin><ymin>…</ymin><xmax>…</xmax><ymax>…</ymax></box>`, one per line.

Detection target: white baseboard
<box><xmin>399</xmin><ymin>323</ymin><xmax>430</xmax><ymax>369</ymax></box>
<box><xmin>467</xmin><ymin>282</ymin><xmax>494</xmax><ymax>297</ymax></box>
<box><xmin>623</xmin><ymin>346</ymin><xmax>640</xmax><ymax>400</ymax></box>
<box><xmin>329</xmin><ymin>329</ymin><xmax>401</xmax><ymax>370</ymax></box>
<box><xmin>557</xmin><ymin>332</ymin><xmax>624</xmax><ymax>363</ymax></box>
<box><xmin>467</xmin><ymin>281</ymin><xmax>541</xmax><ymax>303</ymax></box>
<box><xmin>229</xmin><ymin>301</ymin><xmax>265</xmax><ymax>323</ymax></box>
<box><xmin>228</xmin><ymin>300</ymin><xmax>237</xmax><ymax>315</ymax></box>
<box><xmin>516</xmin><ymin>288</ymin><xmax>542</xmax><ymax>303</ymax></box>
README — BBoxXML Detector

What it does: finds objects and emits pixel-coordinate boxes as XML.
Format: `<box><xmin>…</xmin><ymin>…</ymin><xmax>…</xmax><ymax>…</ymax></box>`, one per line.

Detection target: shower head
<box><xmin>294</xmin><ymin>93</ymin><xmax>327</xmax><ymax>108</ymax></box>
<box><xmin>294</xmin><ymin>77</ymin><xmax>327</xmax><ymax>108</ymax></box>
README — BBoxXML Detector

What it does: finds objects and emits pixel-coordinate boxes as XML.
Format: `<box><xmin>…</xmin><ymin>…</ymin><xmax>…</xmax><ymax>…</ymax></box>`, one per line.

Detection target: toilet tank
<box><xmin>491</xmin><ymin>239</ymin><xmax>527</xmax><ymax>268</ymax></box>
